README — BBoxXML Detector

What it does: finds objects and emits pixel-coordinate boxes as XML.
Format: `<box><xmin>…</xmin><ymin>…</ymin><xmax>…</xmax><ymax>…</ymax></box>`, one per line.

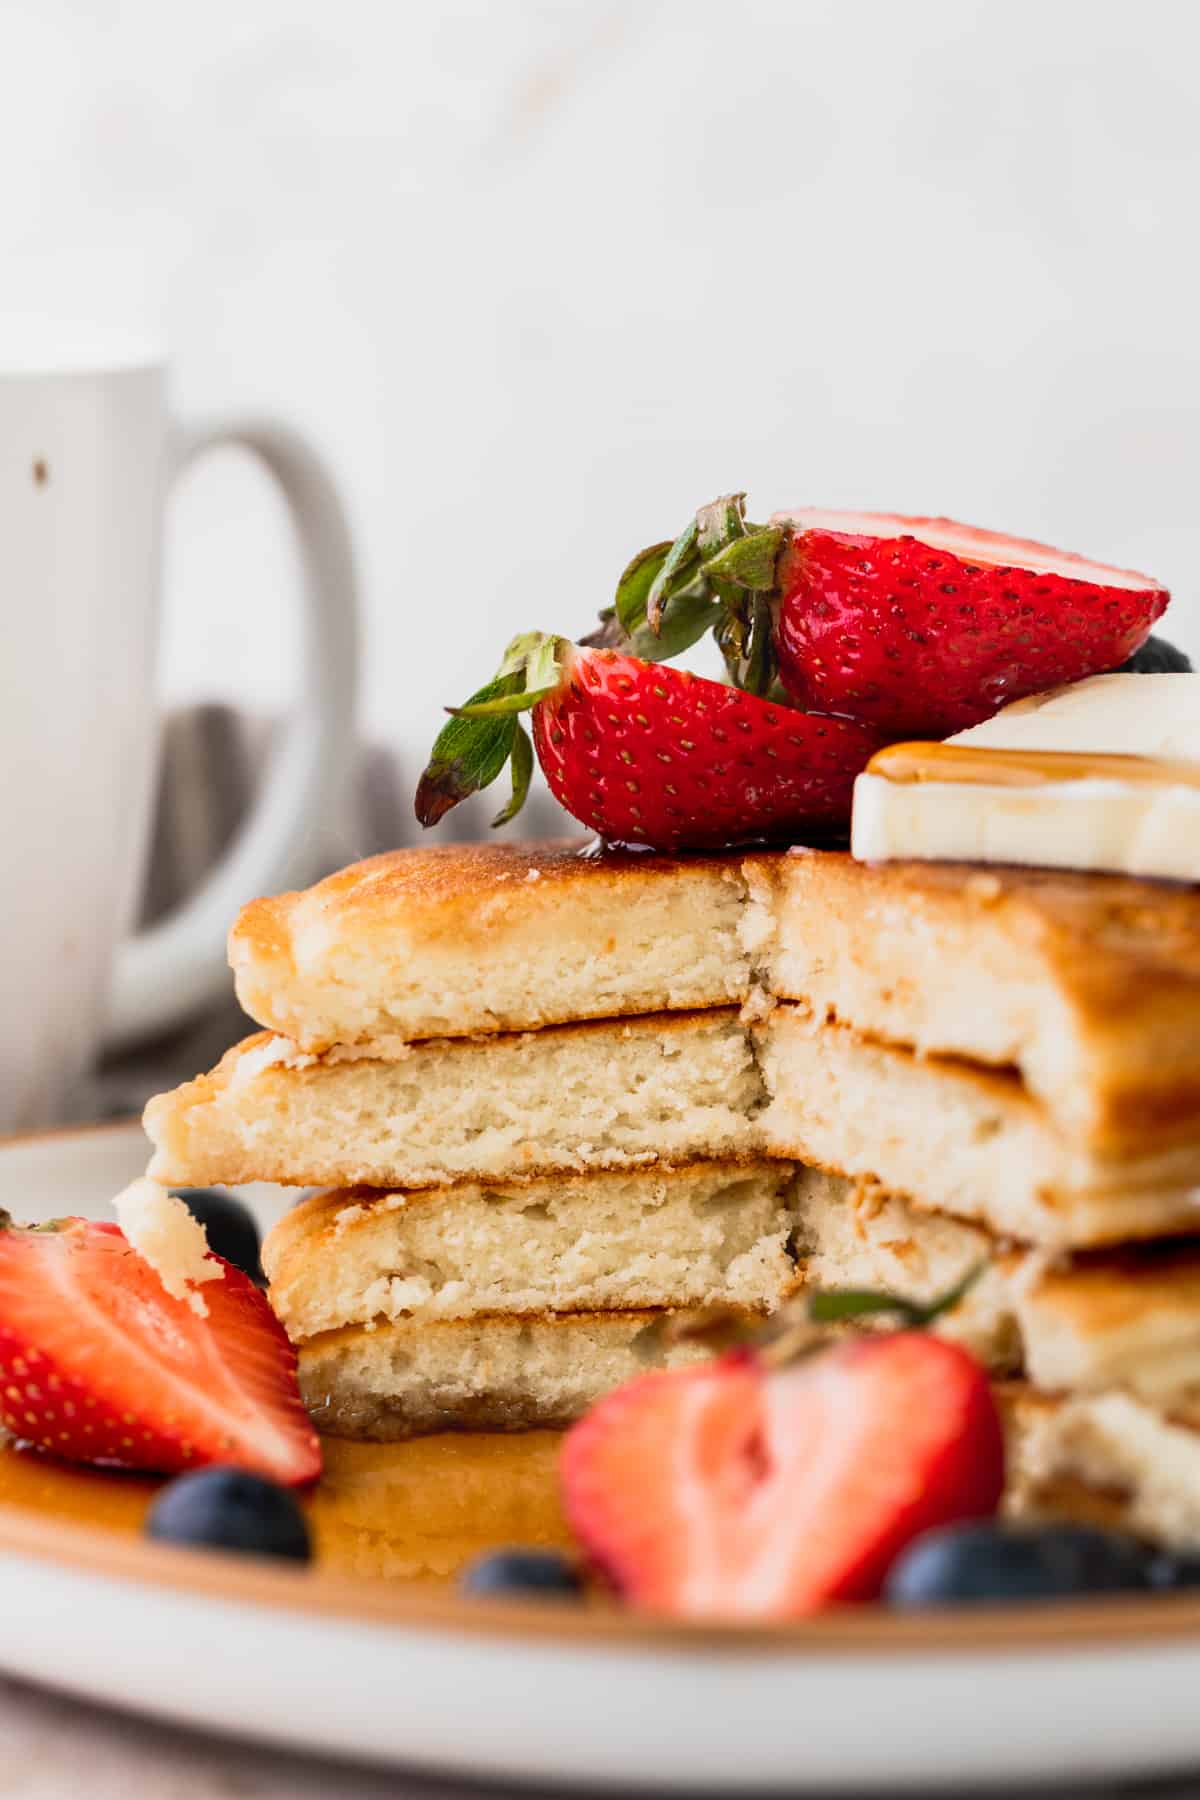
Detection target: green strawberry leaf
<box><xmin>645</xmin><ymin>515</ymin><xmax>702</xmax><ymax>631</ymax></box>
<box><xmin>806</xmin><ymin>1261</ymin><xmax>986</xmax><ymax>1329</ymax></box>
<box><xmin>491</xmin><ymin>718</ymin><xmax>534</xmax><ymax>827</ymax></box>
<box><xmin>695</xmin><ymin>491</ymin><xmax>748</xmax><ymax>553</ymax></box>
<box><xmin>588</xmin><ymin>529</ymin><xmax>723</xmax><ymax>661</ymax></box>
<box><xmin>583</xmin><ymin>590</ymin><xmax>723</xmax><ymax>663</ymax></box>
<box><xmin>452</xmin><ymin>632</ymin><xmax>564</xmax><ymax>718</ymax></box>
<box><xmin>415</xmin><ymin>674</ymin><xmax>523</xmax><ymax>826</ymax></box>
<box><xmin>645</xmin><ymin>589</ymin><xmax>724</xmax><ymax>659</ymax></box>
<box><xmin>577</xmin><ymin>608</ymin><xmax>625</xmax><ymax>651</ymax></box>
<box><xmin>742</xmin><ymin>594</ymin><xmax>779</xmax><ymax>697</ymax></box>
<box><xmin>640</xmin><ymin>491</ymin><xmax>789</xmax><ymax>694</ymax></box>
<box><xmin>704</xmin><ymin>525</ymin><xmax>784</xmax><ymax>592</ymax></box>
<box><xmin>614</xmin><ymin>541</ymin><xmax>672</xmax><ymax>636</ymax></box>
<box><xmin>415</xmin><ymin>634</ymin><xmax>568</xmax><ymax>828</ymax></box>
<box><xmin>414</xmin><ymin>489</ymin><xmax>793</xmax><ymax>835</ymax></box>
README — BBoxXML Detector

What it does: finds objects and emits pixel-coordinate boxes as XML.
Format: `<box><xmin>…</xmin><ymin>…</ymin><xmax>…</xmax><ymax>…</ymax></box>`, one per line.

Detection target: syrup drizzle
<box><xmin>866</xmin><ymin>743</ymin><xmax>1200</xmax><ymax>791</ymax></box>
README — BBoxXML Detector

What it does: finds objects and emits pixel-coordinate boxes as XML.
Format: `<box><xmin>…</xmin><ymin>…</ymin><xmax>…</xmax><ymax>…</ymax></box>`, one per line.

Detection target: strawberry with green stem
<box><xmin>414</xmin><ymin>499</ymin><xmax>883</xmax><ymax>851</ymax></box>
<box><xmin>636</xmin><ymin>495</ymin><xmax>1170</xmax><ymax>737</ymax></box>
<box><xmin>415</xmin><ymin>635</ymin><xmax>881</xmax><ymax>852</ymax></box>
<box><xmin>416</xmin><ymin>492</ymin><xmax>1168</xmax><ymax>848</ymax></box>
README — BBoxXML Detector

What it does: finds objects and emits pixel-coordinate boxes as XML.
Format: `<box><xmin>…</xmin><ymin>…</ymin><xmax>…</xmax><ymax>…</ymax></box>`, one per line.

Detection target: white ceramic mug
<box><xmin>1</xmin><ymin>336</ymin><xmax>358</xmax><ymax>1132</ymax></box>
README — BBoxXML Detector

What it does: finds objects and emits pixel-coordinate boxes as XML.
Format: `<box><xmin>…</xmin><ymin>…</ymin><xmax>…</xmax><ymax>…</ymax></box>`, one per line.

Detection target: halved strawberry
<box><xmin>0</xmin><ymin>1215</ymin><xmax>320</xmax><ymax>1486</ymax></box>
<box><xmin>560</xmin><ymin>1333</ymin><xmax>1004</xmax><ymax>1619</ymax></box>
<box><xmin>771</xmin><ymin>510</ymin><xmax>1169</xmax><ymax>735</ymax></box>
<box><xmin>415</xmin><ymin>636</ymin><xmax>879</xmax><ymax>851</ymax></box>
<box><xmin>642</xmin><ymin>497</ymin><xmax>1169</xmax><ymax>737</ymax></box>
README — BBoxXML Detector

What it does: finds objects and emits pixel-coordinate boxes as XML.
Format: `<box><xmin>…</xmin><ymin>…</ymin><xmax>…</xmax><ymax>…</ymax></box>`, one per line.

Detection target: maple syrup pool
<box><xmin>0</xmin><ymin>1430</ymin><xmax>572</xmax><ymax>1582</ymax></box>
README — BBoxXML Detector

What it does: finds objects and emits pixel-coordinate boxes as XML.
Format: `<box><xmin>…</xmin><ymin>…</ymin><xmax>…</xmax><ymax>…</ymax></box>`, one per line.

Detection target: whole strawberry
<box><xmin>416</xmin><ymin>634</ymin><xmax>879</xmax><ymax>851</ymax></box>
<box><xmin>641</xmin><ymin>498</ymin><xmax>1169</xmax><ymax>737</ymax></box>
<box><xmin>416</xmin><ymin>495</ymin><xmax>1170</xmax><ymax>847</ymax></box>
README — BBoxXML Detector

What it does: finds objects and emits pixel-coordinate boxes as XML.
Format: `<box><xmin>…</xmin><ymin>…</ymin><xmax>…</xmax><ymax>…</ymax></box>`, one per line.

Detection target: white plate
<box><xmin>2</xmin><ymin>1122</ymin><xmax>1200</xmax><ymax>1792</ymax></box>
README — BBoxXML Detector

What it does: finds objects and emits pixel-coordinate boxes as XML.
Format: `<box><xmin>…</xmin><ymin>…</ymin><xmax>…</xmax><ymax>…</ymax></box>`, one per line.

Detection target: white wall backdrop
<box><xmin>2</xmin><ymin>0</ymin><xmax>1198</xmax><ymax>763</ymax></box>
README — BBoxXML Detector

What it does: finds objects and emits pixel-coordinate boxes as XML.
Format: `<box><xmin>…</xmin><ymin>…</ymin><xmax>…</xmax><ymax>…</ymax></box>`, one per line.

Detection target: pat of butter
<box><xmin>851</xmin><ymin>673</ymin><xmax>1200</xmax><ymax>881</ymax></box>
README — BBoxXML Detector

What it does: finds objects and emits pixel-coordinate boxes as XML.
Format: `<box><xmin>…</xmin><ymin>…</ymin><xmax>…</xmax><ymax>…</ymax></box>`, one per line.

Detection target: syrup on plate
<box><xmin>0</xmin><ymin>1431</ymin><xmax>572</xmax><ymax>1582</ymax></box>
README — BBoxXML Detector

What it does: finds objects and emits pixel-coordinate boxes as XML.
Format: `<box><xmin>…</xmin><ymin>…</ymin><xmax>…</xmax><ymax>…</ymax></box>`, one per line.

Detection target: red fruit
<box><xmin>416</xmin><ymin>496</ymin><xmax>1166</xmax><ymax>841</ymax></box>
<box><xmin>770</xmin><ymin>510</ymin><xmax>1169</xmax><ymax>736</ymax></box>
<box><xmin>531</xmin><ymin>647</ymin><xmax>878</xmax><ymax>850</ymax></box>
<box><xmin>560</xmin><ymin>1333</ymin><xmax>1004</xmax><ymax>1619</ymax></box>
<box><xmin>416</xmin><ymin>635</ymin><xmax>879</xmax><ymax>851</ymax></box>
<box><xmin>0</xmin><ymin>1216</ymin><xmax>320</xmax><ymax>1486</ymax></box>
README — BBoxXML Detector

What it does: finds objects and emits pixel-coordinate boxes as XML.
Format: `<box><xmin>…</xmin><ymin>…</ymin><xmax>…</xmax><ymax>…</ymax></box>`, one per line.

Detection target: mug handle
<box><xmin>104</xmin><ymin>415</ymin><xmax>359</xmax><ymax>1049</ymax></box>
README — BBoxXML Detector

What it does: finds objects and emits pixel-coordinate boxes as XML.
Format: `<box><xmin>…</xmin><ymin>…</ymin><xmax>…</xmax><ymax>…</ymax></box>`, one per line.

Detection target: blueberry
<box><xmin>460</xmin><ymin>1548</ymin><xmax>583</xmax><ymax>1599</ymax></box>
<box><xmin>885</xmin><ymin>1521</ymin><xmax>1153</xmax><ymax>1609</ymax></box>
<box><xmin>1117</xmin><ymin>635</ymin><xmax>1192</xmax><ymax>674</ymax></box>
<box><xmin>1147</xmin><ymin>1551</ymin><xmax>1200</xmax><ymax>1591</ymax></box>
<box><xmin>172</xmin><ymin>1189</ymin><xmax>262</xmax><ymax>1283</ymax></box>
<box><xmin>146</xmin><ymin>1467</ymin><xmax>311</xmax><ymax>1563</ymax></box>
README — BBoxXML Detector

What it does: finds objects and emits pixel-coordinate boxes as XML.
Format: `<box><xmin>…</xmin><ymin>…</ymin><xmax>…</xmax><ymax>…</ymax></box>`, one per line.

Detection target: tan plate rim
<box><xmin>0</xmin><ymin>1116</ymin><xmax>142</xmax><ymax>1151</ymax></box>
<box><xmin>4</xmin><ymin>1495</ymin><xmax>1200</xmax><ymax>1655</ymax></box>
<box><xmin>4</xmin><ymin>1121</ymin><xmax>1200</xmax><ymax>1655</ymax></box>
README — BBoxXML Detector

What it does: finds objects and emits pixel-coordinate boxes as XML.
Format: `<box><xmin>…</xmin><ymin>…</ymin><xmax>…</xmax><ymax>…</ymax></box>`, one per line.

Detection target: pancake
<box><xmin>296</xmin><ymin>1310</ymin><xmax>718</xmax><ymax>1440</ymax></box>
<box><xmin>264</xmin><ymin>1159</ymin><xmax>802</xmax><ymax>1341</ymax></box>
<box><xmin>270</xmin><ymin>1164</ymin><xmax>1200</xmax><ymax>1433</ymax></box>
<box><xmin>760</xmin><ymin>1008</ymin><xmax>1200</xmax><ymax>1249</ymax></box>
<box><xmin>297</xmin><ymin>1295</ymin><xmax>1200</xmax><ymax>1552</ymax></box>
<box><xmin>1003</xmin><ymin>1386</ymin><xmax>1200</xmax><ymax>1551</ymax></box>
<box><xmin>299</xmin><ymin>1312</ymin><xmax>1200</xmax><ymax>1549</ymax></box>
<box><xmin>801</xmin><ymin>1176</ymin><xmax>1200</xmax><ymax>1420</ymax></box>
<box><xmin>144</xmin><ymin>1010</ymin><xmax>762</xmax><ymax>1191</ymax></box>
<box><xmin>147</xmin><ymin>1003</ymin><xmax>1200</xmax><ymax>1249</ymax></box>
<box><xmin>225</xmin><ymin>841</ymin><xmax>1200</xmax><ymax>1158</ymax></box>
<box><xmin>745</xmin><ymin>849</ymin><xmax>1200</xmax><ymax>1155</ymax></box>
<box><xmin>229</xmin><ymin>839</ymin><xmax>751</xmax><ymax>1052</ymax></box>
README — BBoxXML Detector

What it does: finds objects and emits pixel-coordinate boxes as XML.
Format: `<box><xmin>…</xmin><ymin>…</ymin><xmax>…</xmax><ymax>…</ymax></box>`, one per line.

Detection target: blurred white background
<box><xmin>1</xmin><ymin>0</ymin><xmax>1198</xmax><ymax>764</ymax></box>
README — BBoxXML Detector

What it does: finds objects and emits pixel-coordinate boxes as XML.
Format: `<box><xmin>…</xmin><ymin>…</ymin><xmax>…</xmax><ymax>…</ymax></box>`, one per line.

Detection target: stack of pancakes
<box><xmin>145</xmin><ymin>841</ymin><xmax>1200</xmax><ymax>1546</ymax></box>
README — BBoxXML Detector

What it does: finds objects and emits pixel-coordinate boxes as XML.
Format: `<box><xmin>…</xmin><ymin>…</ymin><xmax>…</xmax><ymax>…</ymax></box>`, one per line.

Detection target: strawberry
<box><xmin>641</xmin><ymin>497</ymin><xmax>1170</xmax><ymax>737</ymax></box>
<box><xmin>415</xmin><ymin>635</ymin><xmax>879</xmax><ymax>851</ymax></box>
<box><xmin>560</xmin><ymin>1332</ymin><xmax>1004</xmax><ymax>1619</ymax></box>
<box><xmin>0</xmin><ymin>1215</ymin><xmax>320</xmax><ymax>1486</ymax></box>
<box><xmin>416</xmin><ymin>494</ymin><xmax>1169</xmax><ymax>845</ymax></box>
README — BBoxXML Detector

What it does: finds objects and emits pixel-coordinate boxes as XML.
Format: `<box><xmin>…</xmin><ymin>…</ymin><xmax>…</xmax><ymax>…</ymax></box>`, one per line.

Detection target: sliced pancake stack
<box><xmin>146</xmin><ymin>843</ymin><xmax>799</xmax><ymax>1437</ymax></box>
<box><xmin>751</xmin><ymin>852</ymin><xmax>1200</xmax><ymax>1549</ymax></box>
<box><xmin>145</xmin><ymin>840</ymin><xmax>1200</xmax><ymax>1546</ymax></box>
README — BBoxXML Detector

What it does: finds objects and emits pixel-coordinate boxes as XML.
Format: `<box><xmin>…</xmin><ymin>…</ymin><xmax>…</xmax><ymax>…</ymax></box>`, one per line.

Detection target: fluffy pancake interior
<box><xmin>268</xmin><ymin>1158</ymin><xmax>1200</xmax><ymax>1423</ymax></box>
<box><xmin>146</xmin><ymin>1001</ymin><xmax>1200</xmax><ymax>1251</ymax></box>
<box><xmin>145</xmin><ymin>1011</ymin><xmax>763</xmax><ymax>1191</ymax></box>
<box><xmin>759</xmin><ymin>1007</ymin><xmax>1200</xmax><ymax>1248</ymax></box>
<box><xmin>296</xmin><ymin>1310</ymin><xmax>718</xmax><ymax>1440</ymax></box>
<box><xmin>282</xmin><ymin>1169</ymin><xmax>1200</xmax><ymax>1553</ymax></box>
<box><xmin>745</xmin><ymin>850</ymin><xmax>1200</xmax><ymax>1153</ymax></box>
<box><xmin>227</xmin><ymin>844</ymin><xmax>1200</xmax><ymax>1159</ymax></box>
<box><xmin>231</xmin><ymin>842</ymin><xmax>753</xmax><ymax>1048</ymax></box>
<box><xmin>265</xmin><ymin>1159</ymin><xmax>800</xmax><ymax>1339</ymax></box>
<box><xmin>801</xmin><ymin>1176</ymin><xmax>1200</xmax><ymax>1421</ymax></box>
<box><xmin>1003</xmin><ymin>1387</ymin><xmax>1200</xmax><ymax>1551</ymax></box>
